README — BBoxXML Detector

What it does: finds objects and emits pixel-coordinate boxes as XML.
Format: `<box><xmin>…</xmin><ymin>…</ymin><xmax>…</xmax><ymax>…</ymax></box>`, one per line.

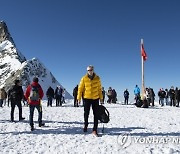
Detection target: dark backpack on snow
<box><xmin>98</xmin><ymin>105</ymin><xmax>110</xmax><ymax>123</ymax></box>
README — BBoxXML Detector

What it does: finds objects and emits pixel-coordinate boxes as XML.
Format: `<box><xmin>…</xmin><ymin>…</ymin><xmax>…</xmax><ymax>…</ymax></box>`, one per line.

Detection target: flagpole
<box><xmin>141</xmin><ymin>39</ymin><xmax>145</xmax><ymax>100</ymax></box>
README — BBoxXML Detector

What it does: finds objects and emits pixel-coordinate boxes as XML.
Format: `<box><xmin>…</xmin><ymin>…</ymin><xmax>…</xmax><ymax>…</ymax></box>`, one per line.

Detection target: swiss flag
<box><xmin>141</xmin><ymin>44</ymin><xmax>147</xmax><ymax>61</ymax></box>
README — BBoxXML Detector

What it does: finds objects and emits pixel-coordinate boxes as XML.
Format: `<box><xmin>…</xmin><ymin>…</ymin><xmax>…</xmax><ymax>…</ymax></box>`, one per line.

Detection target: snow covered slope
<box><xmin>0</xmin><ymin>40</ymin><xmax>26</xmax><ymax>85</ymax></box>
<box><xmin>20</xmin><ymin>58</ymin><xmax>72</xmax><ymax>99</ymax></box>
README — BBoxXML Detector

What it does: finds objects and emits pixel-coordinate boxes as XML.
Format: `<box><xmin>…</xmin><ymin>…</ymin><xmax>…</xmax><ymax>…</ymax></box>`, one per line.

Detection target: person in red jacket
<box><xmin>24</xmin><ymin>77</ymin><xmax>44</xmax><ymax>131</ymax></box>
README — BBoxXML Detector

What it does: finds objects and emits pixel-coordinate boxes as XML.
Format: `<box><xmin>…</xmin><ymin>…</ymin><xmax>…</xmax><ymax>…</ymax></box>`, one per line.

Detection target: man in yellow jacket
<box><xmin>77</xmin><ymin>65</ymin><xmax>103</xmax><ymax>136</ymax></box>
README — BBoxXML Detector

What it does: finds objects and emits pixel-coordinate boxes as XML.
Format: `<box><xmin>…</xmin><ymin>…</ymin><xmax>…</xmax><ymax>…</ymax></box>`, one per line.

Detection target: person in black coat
<box><xmin>46</xmin><ymin>86</ymin><xmax>54</xmax><ymax>107</ymax></box>
<box><xmin>158</xmin><ymin>88</ymin><xmax>166</xmax><ymax>106</ymax></box>
<box><xmin>124</xmin><ymin>89</ymin><xmax>129</xmax><ymax>105</ymax></box>
<box><xmin>102</xmin><ymin>87</ymin><xmax>105</xmax><ymax>104</ymax></box>
<box><xmin>73</xmin><ymin>85</ymin><xmax>78</xmax><ymax>107</ymax></box>
<box><xmin>149</xmin><ymin>88</ymin><xmax>155</xmax><ymax>106</ymax></box>
<box><xmin>176</xmin><ymin>88</ymin><xmax>180</xmax><ymax>107</ymax></box>
<box><xmin>168</xmin><ymin>86</ymin><xmax>175</xmax><ymax>106</ymax></box>
<box><xmin>165</xmin><ymin>88</ymin><xmax>169</xmax><ymax>105</ymax></box>
<box><xmin>112</xmin><ymin>89</ymin><xmax>117</xmax><ymax>103</ymax></box>
<box><xmin>9</xmin><ymin>80</ymin><xmax>25</xmax><ymax>122</ymax></box>
<box><xmin>175</xmin><ymin>87</ymin><xmax>179</xmax><ymax>107</ymax></box>
<box><xmin>55</xmin><ymin>86</ymin><xmax>63</xmax><ymax>106</ymax></box>
<box><xmin>107</xmin><ymin>87</ymin><xmax>113</xmax><ymax>103</ymax></box>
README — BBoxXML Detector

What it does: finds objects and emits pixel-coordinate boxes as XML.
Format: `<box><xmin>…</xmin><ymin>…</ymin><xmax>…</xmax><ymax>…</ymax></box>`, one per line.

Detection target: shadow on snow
<box><xmin>0</xmin><ymin>120</ymin><xmax>180</xmax><ymax>137</ymax></box>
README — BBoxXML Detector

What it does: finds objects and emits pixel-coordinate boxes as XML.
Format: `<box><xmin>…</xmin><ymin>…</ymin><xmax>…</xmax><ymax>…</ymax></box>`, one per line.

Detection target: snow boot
<box><xmin>31</xmin><ymin>126</ymin><xmax>34</xmax><ymax>131</ymax></box>
<box><xmin>83</xmin><ymin>126</ymin><xmax>87</xmax><ymax>132</ymax></box>
<box><xmin>39</xmin><ymin>123</ymin><xmax>45</xmax><ymax>127</ymax></box>
<box><xmin>92</xmin><ymin>131</ymin><xmax>98</xmax><ymax>137</ymax></box>
<box><xmin>19</xmin><ymin>117</ymin><xmax>25</xmax><ymax>121</ymax></box>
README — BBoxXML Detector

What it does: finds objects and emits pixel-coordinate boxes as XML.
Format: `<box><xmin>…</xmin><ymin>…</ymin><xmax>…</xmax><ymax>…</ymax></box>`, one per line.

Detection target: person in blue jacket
<box><xmin>134</xmin><ymin>85</ymin><xmax>140</xmax><ymax>103</ymax></box>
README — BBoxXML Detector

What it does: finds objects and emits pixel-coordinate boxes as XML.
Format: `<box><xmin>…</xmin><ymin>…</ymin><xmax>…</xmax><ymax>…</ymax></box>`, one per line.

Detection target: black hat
<box><xmin>14</xmin><ymin>79</ymin><xmax>20</xmax><ymax>85</ymax></box>
<box><xmin>33</xmin><ymin>77</ymin><xmax>39</xmax><ymax>83</ymax></box>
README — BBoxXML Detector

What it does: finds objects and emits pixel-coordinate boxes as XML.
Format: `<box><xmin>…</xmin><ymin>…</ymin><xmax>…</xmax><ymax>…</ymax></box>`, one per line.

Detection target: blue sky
<box><xmin>1</xmin><ymin>0</ymin><xmax>180</xmax><ymax>101</ymax></box>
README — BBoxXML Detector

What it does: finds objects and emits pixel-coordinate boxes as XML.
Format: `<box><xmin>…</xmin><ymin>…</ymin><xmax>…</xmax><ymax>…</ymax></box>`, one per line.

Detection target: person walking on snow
<box><xmin>77</xmin><ymin>65</ymin><xmax>103</xmax><ymax>137</ymax></box>
<box><xmin>24</xmin><ymin>77</ymin><xmax>44</xmax><ymax>131</ymax></box>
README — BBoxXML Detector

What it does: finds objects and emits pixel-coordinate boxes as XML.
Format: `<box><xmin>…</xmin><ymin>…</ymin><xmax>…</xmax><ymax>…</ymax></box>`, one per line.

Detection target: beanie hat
<box><xmin>14</xmin><ymin>80</ymin><xmax>20</xmax><ymax>85</ymax></box>
<box><xmin>87</xmin><ymin>65</ymin><xmax>94</xmax><ymax>71</ymax></box>
<box><xmin>33</xmin><ymin>77</ymin><xmax>39</xmax><ymax>83</ymax></box>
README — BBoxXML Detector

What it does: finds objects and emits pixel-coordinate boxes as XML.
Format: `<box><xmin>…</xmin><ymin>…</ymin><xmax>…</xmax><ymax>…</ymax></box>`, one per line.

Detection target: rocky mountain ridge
<box><xmin>0</xmin><ymin>21</ymin><xmax>72</xmax><ymax>99</ymax></box>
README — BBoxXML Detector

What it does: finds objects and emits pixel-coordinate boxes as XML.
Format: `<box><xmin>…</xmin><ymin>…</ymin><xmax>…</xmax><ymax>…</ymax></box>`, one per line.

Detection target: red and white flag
<box><xmin>141</xmin><ymin>43</ymin><xmax>147</xmax><ymax>61</ymax></box>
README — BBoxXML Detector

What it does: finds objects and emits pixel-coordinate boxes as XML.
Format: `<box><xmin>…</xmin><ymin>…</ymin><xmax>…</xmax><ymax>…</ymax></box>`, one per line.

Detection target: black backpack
<box><xmin>9</xmin><ymin>86</ymin><xmax>19</xmax><ymax>100</ymax></box>
<box><xmin>10</xmin><ymin>88</ymin><xmax>17</xmax><ymax>100</ymax></box>
<box><xmin>98</xmin><ymin>105</ymin><xmax>110</xmax><ymax>123</ymax></box>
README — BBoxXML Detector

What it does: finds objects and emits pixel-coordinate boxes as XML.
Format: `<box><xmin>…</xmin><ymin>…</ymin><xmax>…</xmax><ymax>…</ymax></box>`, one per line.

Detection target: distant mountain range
<box><xmin>0</xmin><ymin>21</ymin><xmax>73</xmax><ymax>99</ymax></box>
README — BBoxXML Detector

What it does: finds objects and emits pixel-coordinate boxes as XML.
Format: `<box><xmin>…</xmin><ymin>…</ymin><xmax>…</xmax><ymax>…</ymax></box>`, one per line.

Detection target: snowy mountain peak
<box><xmin>0</xmin><ymin>21</ymin><xmax>15</xmax><ymax>46</ymax></box>
<box><xmin>0</xmin><ymin>21</ymin><xmax>73</xmax><ymax>99</ymax></box>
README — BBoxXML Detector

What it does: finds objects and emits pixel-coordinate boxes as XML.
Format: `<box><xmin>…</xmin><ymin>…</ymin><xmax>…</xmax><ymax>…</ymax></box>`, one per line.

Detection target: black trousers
<box><xmin>84</xmin><ymin>99</ymin><xmax>99</xmax><ymax>131</ymax></box>
<box><xmin>124</xmin><ymin>97</ymin><xmax>129</xmax><ymax>104</ymax></box>
<box><xmin>151</xmin><ymin>97</ymin><xmax>155</xmax><ymax>106</ymax></box>
<box><xmin>11</xmin><ymin>100</ymin><xmax>22</xmax><ymax>121</ymax></box>
<box><xmin>29</xmin><ymin>104</ymin><xmax>42</xmax><ymax>127</ymax></box>
<box><xmin>170</xmin><ymin>98</ymin><xmax>175</xmax><ymax>106</ymax></box>
<box><xmin>47</xmin><ymin>97</ymin><xmax>53</xmax><ymax>107</ymax></box>
<box><xmin>56</xmin><ymin>95</ymin><xmax>62</xmax><ymax>106</ymax></box>
<box><xmin>74</xmin><ymin>96</ymin><xmax>78</xmax><ymax>107</ymax></box>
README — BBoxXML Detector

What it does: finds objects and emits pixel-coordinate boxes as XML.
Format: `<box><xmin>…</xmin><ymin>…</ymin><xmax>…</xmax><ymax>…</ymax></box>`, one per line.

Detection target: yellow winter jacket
<box><xmin>77</xmin><ymin>73</ymin><xmax>103</xmax><ymax>101</ymax></box>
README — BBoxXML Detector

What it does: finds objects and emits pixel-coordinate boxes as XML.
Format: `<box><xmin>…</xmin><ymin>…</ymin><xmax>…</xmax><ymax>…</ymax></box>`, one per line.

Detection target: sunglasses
<box><xmin>88</xmin><ymin>70</ymin><xmax>93</xmax><ymax>71</ymax></box>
